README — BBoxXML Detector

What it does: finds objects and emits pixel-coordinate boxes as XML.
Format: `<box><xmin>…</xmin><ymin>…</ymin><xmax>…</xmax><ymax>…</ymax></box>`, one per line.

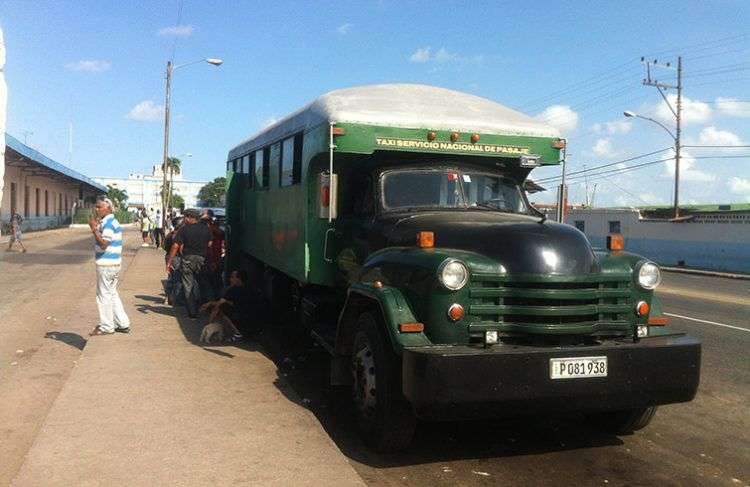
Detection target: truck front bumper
<box><xmin>402</xmin><ymin>334</ymin><xmax>700</xmax><ymax>420</ymax></box>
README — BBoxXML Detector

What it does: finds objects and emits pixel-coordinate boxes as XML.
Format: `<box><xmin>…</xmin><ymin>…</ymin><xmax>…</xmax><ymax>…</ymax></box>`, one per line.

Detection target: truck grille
<box><xmin>468</xmin><ymin>273</ymin><xmax>633</xmax><ymax>335</ymax></box>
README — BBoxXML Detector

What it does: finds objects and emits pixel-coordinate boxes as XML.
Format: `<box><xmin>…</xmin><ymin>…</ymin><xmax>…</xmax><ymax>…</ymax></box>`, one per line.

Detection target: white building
<box><xmin>94</xmin><ymin>164</ymin><xmax>208</xmax><ymax>211</ymax></box>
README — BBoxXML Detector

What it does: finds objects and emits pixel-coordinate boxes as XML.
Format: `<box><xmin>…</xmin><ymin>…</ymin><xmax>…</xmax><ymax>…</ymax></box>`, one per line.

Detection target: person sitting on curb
<box><xmin>5</xmin><ymin>212</ymin><xmax>27</xmax><ymax>253</ymax></box>
<box><xmin>199</xmin><ymin>269</ymin><xmax>255</xmax><ymax>343</ymax></box>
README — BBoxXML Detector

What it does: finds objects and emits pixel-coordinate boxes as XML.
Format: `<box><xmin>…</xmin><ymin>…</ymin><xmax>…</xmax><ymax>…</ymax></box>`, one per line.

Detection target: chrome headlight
<box><xmin>439</xmin><ymin>259</ymin><xmax>469</xmax><ymax>291</ymax></box>
<box><xmin>636</xmin><ymin>261</ymin><xmax>662</xmax><ymax>290</ymax></box>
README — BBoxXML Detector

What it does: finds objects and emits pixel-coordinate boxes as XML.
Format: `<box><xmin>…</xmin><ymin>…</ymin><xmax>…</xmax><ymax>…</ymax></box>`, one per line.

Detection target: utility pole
<box><xmin>161</xmin><ymin>61</ymin><xmax>172</xmax><ymax>220</ymax></box>
<box><xmin>640</xmin><ymin>56</ymin><xmax>682</xmax><ymax>219</ymax></box>
<box><xmin>556</xmin><ymin>141</ymin><xmax>568</xmax><ymax>223</ymax></box>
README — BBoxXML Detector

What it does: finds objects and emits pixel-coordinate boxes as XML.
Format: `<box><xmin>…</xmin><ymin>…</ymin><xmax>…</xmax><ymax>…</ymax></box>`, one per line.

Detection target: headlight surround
<box><xmin>439</xmin><ymin>259</ymin><xmax>469</xmax><ymax>291</ymax></box>
<box><xmin>636</xmin><ymin>261</ymin><xmax>662</xmax><ymax>290</ymax></box>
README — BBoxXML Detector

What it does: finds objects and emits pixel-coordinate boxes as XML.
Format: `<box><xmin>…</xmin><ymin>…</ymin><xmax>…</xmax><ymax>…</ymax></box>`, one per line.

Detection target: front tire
<box><xmin>587</xmin><ymin>406</ymin><xmax>658</xmax><ymax>434</ymax></box>
<box><xmin>351</xmin><ymin>311</ymin><xmax>416</xmax><ymax>452</ymax></box>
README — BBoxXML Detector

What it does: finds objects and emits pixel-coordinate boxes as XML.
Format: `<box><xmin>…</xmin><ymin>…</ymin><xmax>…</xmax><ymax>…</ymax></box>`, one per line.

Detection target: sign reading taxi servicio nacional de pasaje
<box><xmin>375</xmin><ymin>137</ymin><xmax>530</xmax><ymax>156</ymax></box>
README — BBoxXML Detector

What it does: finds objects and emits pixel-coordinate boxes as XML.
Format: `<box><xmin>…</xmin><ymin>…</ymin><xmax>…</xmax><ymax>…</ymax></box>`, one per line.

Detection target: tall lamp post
<box><xmin>623</xmin><ymin>110</ymin><xmax>680</xmax><ymax>218</ymax></box>
<box><xmin>161</xmin><ymin>58</ymin><xmax>222</xmax><ymax>219</ymax></box>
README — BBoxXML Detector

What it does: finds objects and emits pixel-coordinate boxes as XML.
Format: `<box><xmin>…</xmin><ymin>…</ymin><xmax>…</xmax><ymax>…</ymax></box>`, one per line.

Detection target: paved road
<box><xmin>1</xmin><ymin>230</ymin><xmax>748</xmax><ymax>486</ymax></box>
<box><xmin>273</xmin><ymin>271</ymin><xmax>749</xmax><ymax>487</ymax></box>
<box><xmin>0</xmin><ymin>227</ymin><xmax>139</xmax><ymax>485</ymax></box>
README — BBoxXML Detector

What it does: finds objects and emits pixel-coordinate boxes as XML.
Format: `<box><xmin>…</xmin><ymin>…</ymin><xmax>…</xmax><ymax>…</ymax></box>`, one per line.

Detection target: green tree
<box><xmin>171</xmin><ymin>193</ymin><xmax>185</xmax><ymax>210</ymax></box>
<box><xmin>106</xmin><ymin>185</ymin><xmax>128</xmax><ymax>209</ymax></box>
<box><xmin>162</xmin><ymin>157</ymin><xmax>182</xmax><ymax>210</ymax></box>
<box><xmin>197</xmin><ymin>177</ymin><xmax>227</xmax><ymax>207</ymax></box>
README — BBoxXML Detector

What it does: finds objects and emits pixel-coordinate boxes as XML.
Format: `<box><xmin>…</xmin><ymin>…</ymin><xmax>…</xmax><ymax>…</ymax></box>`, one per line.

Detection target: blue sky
<box><xmin>2</xmin><ymin>0</ymin><xmax>749</xmax><ymax>206</ymax></box>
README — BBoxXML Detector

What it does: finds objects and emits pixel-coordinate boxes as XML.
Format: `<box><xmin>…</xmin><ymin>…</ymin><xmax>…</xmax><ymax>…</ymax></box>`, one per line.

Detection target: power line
<box><xmin>535</xmin><ymin>148</ymin><xmax>672</xmax><ymax>183</ymax></box>
<box><xmin>683</xmin><ymin>145</ymin><xmax>750</xmax><ymax>148</ymax></box>
<box><xmin>691</xmin><ymin>154</ymin><xmax>750</xmax><ymax>159</ymax></box>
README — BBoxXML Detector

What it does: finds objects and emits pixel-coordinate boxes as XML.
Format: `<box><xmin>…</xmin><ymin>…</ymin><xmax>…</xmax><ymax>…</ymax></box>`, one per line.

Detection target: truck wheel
<box><xmin>351</xmin><ymin>311</ymin><xmax>416</xmax><ymax>452</ymax></box>
<box><xmin>587</xmin><ymin>406</ymin><xmax>658</xmax><ymax>434</ymax></box>
<box><xmin>264</xmin><ymin>270</ymin><xmax>291</xmax><ymax>326</ymax></box>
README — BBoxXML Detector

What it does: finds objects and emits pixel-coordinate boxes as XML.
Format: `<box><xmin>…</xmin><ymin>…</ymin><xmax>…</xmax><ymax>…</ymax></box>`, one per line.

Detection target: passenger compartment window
<box><xmin>254</xmin><ymin>149</ymin><xmax>264</xmax><ymax>188</ymax></box>
<box><xmin>280</xmin><ymin>137</ymin><xmax>294</xmax><ymax>187</ymax></box>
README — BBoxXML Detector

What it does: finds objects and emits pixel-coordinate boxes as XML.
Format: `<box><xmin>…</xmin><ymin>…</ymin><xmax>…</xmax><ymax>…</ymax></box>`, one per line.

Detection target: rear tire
<box><xmin>587</xmin><ymin>406</ymin><xmax>658</xmax><ymax>434</ymax></box>
<box><xmin>351</xmin><ymin>311</ymin><xmax>416</xmax><ymax>452</ymax></box>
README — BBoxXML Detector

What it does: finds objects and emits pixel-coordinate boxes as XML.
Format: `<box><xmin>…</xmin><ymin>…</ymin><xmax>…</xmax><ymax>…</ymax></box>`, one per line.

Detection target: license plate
<box><xmin>550</xmin><ymin>356</ymin><xmax>608</xmax><ymax>379</ymax></box>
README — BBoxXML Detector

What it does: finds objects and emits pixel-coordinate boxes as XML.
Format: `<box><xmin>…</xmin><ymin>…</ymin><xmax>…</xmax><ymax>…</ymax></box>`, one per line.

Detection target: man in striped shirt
<box><xmin>89</xmin><ymin>197</ymin><xmax>131</xmax><ymax>336</ymax></box>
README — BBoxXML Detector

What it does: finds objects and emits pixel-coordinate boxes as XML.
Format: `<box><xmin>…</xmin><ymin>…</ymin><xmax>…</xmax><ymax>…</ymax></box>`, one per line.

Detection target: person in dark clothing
<box><xmin>163</xmin><ymin>218</ymin><xmax>184</xmax><ymax>305</ymax></box>
<box><xmin>167</xmin><ymin>209</ymin><xmax>212</xmax><ymax>318</ymax></box>
<box><xmin>200</xmin><ymin>269</ymin><xmax>256</xmax><ymax>342</ymax></box>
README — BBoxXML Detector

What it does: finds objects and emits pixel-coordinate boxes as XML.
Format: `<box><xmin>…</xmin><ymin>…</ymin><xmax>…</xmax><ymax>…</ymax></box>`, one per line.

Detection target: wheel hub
<box><xmin>353</xmin><ymin>342</ymin><xmax>377</xmax><ymax>420</ymax></box>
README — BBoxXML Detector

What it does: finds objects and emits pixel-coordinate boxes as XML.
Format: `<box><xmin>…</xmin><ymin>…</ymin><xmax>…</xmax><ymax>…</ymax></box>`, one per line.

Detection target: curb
<box><xmin>662</xmin><ymin>266</ymin><xmax>750</xmax><ymax>280</ymax></box>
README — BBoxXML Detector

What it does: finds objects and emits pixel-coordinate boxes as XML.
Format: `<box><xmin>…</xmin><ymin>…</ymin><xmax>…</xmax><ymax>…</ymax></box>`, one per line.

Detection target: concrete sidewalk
<box><xmin>12</xmin><ymin>248</ymin><xmax>365</xmax><ymax>486</ymax></box>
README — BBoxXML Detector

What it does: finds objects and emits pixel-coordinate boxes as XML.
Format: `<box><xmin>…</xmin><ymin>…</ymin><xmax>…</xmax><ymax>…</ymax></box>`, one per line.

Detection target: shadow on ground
<box><xmin>44</xmin><ymin>331</ymin><xmax>87</xmax><ymax>351</ymax></box>
<box><xmin>132</xmin><ymin>290</ymin><xmax>625</xmax><ymax>469</ymax></box>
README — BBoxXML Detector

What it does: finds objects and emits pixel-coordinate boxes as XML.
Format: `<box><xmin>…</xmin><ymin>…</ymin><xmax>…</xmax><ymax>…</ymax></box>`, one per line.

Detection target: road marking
<box><xmin>658</xmin><ymin>286</ymin><xmax>750</xmax><ymax>306</ymax></box>
<box><xmin>664</xmin><ymin>312</ymin><xmax>750</xmax><ymax>333</ymax></box>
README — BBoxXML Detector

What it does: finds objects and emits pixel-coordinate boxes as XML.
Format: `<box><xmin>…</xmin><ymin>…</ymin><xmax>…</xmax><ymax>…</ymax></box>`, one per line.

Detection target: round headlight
<box><xmin>637</xmin><ymin>262</ymin><xmax>662</xmax><ymax>290</ymax></box>
<box><xmin>439</xmin><ymin>260</ymin><xmax>469</xmax><ymax>291</ymax></box>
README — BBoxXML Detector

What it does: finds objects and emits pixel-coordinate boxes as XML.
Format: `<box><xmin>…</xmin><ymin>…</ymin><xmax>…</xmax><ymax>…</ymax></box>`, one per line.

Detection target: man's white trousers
<box><xmin>96</xmin><ymin>265</ymin><xmax>130</xmax><ymax>333</ymax></box>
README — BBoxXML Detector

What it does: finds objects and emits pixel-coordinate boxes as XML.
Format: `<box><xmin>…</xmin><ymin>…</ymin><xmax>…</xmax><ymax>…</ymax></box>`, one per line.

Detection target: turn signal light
<box><xmin>648</xmin><ymin>316</ymin><xmax>668</xmax><ymax>326</ymax></box>
<box><xmin>399</xmin><ymin>322</ymin><xmax>424</xmax><ymax>333</ymax></box>
<box><xmin>636</xmin><ymin>301</ymin><xmax>650</xmax><ymax>317</ymax></box>
<box><xmin>447</xmin><ymin>303</ymin><xmax>465</xmax><ymax>322</ymax></box>
<box><xmin>417</xmin><ymin>231</ymin><xmax>434</xmax><ymax>248</ymax></box>
<box><xmin>552</xmin><ymin>139</ymin><xmax>566</xmax><ymax>149</ymax></box>
<box><xmin>607</xmin><ymin>233</ymin><xmax>624</xmax><ymax>251</ymax></box>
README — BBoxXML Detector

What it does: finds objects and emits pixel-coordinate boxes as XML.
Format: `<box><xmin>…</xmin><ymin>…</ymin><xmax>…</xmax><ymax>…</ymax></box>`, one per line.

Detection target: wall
<box><xmin>565</xmin><ymin>208</ymin><xmax>750</xmax><ymax>274</ymax></box>
<box><xmin>1</xmin><ymin>164</ymin><xmax>98</xmax><ymax>232</ymax></box>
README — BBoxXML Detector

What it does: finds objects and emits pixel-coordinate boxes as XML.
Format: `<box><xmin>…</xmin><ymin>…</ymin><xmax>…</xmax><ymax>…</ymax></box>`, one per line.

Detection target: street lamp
<box><xmin>161</xmin><ymin>58</ymin><xmax>222</xmax><ymax>219</ymax></box>
<box><xmin>623</xmin><ymin>110</ymin><xmax>681</xmax><ymax>218</ymax></box>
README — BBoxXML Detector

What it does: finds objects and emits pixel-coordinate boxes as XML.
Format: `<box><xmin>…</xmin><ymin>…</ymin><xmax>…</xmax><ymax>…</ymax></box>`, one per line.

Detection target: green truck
<box><xmin>225</xmin><ymin>84</ymin><xmax>700</xmax><ymax>451</ymax></box>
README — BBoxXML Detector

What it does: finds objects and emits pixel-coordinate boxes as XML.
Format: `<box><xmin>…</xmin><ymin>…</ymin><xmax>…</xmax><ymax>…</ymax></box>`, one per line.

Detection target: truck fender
<box><xmin>335</xmin><ymin>283</ymin><xmax>431</xmax><ymax>357</ymax></box>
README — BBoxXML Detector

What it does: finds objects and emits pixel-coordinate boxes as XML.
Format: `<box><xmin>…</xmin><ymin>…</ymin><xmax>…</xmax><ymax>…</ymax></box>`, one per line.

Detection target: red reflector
<box><xmin>320</xmin><ymin>186</ymin><xmax>330</xmax><ymax>207</ymax></box>
<box><xmin>552</xmin><ymin>139</ymin><xmax>566</xmax><ymax>149</ymax></box>
<box><xmin>399</xmin><ymin>323</ymin><xmax>424</xmax><ymax>333</ymax></box>
<box><xmin>607</xmin><ymin>234</ymin><xmax>624</xmax><ymax>251</ymax></box>
<box><xmin>416</xmin><ymin>231</ymin><xmax>434</xmax><ymax>248</ymax></box>
<box><xmin>331</xmin><ymin>127</ymin><xmax>346</xmax><ymax>136</ymax></box>
<box><xmin>648</xmin><ymin>317</ymin><xmax>668</xmax><ymax>326</ymax></box>
<box><xmin>636</xmin><ymin>301</ymin><xmax>650</xmax><ymax>317</ymax></box>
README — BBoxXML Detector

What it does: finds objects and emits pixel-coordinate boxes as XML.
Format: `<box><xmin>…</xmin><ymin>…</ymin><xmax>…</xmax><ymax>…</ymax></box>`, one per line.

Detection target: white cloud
<box><xmin>697</xmin><ymin>126</ymin><xmax>744</xmax><ymax>147</ymax></box>
<box><xmin>728</xmin><ymin>177</ymin><xmax>750</xmax><ymax>197</ymax></box>
<box><xmin>662</xmin><ymin>149</ymin><xmax>715</xmax><ymax>182</ymax></box>
<box><xmin>409</xmin><ymin>47</ymin><xmax>431</xmax><ymax>63</ymax></box>
<box><xmin>336</xmin><ymin>23</ymin><xmax>352</xmax><ymax>35</ymax></box>
<box><xmin>715</xmin><ymin>97</ymin><xmax>750</xmax><ymax>118</ymax></box>
<box><xmin>408</xmin><ymin>46</ymin><xmax>462</xmax><ymax>64</ymax></box>
<box><xmin>592</xmin><ymin>120</ymin><xmax>631</xmax><ymax>135</ymax></box>
<box><xmin>638</xmin><ymin>193</ymin><xmax>664</xmax><ymax>205</ymax></box>
<box><xmin>125</xmin><ymin>100</ymin><xmax>164</xmax><ymax>122</ymax></box>
<box><xmin>535</xmin><ymin>105</ymin><xmax>579</xmax><ymax>133</ymax></box>
<box><xmin>591</xmin><ymin>138</ymin><xmax>618</xmax><ymax>159</ymax></box>
<box><xmin>652</xmin><ymin>94</ymin><xmax>711</xmax><ymax>125</ymax></box>
<box><xmin>65</xmin><ymin>60</ymin><xmax>111</xmax><ymax>73</ymax></box>
<box><xmin>158</xmin><ymin>25</ymin><xmax>194</xmax><ymax>37</ymax></box>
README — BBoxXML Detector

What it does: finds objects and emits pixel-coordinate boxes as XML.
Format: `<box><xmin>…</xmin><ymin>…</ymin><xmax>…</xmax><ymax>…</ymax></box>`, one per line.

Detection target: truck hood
<box><xmin>382</xmin><ymin>211</ymin><xmax>599</xmax><ymax>275</ymax></box>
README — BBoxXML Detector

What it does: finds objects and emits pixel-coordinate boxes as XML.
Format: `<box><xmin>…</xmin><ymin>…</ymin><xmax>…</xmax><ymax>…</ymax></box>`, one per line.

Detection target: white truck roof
<box><xmin>228</xmin><ymin>84</ymin><xmax>559</xmax><ymax>159</ymax></box>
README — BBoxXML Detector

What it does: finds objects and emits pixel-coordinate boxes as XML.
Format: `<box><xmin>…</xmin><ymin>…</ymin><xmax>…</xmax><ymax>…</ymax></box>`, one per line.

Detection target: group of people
<box><xmin>85</xmin><ymin>199</ymin><xmax>257</xmax><ymax>344</ymax></box>
<box><xmin>137</xmin><ymin>208</ymin><xmax>166</xmax><ymax>248</ymax></box>
<box><xmin>163</xmin><ymin>208</ymin><xmax>257</xmax><ymax>343</ymax></box>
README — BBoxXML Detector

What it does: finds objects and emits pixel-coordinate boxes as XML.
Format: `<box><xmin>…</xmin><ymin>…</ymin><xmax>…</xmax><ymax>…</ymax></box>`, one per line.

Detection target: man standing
<box><xmin>167</xmin><ymin>209</ymin><xmax>211</xmax><ymax>318</ymax></box>
<box><xmin>154</xmin><ymin>209</ymin><xmax>164</xmax><ymax>248</ymax></box>
<box><xmin>89</xmin><ymin>198</ymin><xmax>130</xmax><ymax>336</ymax></box>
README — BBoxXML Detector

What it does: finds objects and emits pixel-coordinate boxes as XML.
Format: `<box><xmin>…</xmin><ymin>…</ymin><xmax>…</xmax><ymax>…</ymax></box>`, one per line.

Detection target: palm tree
<box><xmin>162</xmin><ymin>157</ymin><xmax>182</xmax><ymax>210</ymax></box>
<box><xmin>106</xmin><ymin>185</ymin><xmax>128</xmax><ymax>210</ymax></box>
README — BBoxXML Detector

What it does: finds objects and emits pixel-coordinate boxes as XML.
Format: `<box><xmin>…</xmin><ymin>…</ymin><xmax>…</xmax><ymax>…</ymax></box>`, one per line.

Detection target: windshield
<box><xmin>381</xmin><ymin>168</ymin><xmax>527</xmax><ymax>213</ymax></box>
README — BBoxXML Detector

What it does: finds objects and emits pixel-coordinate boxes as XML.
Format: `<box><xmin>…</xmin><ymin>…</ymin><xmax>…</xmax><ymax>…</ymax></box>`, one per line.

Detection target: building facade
<box><xmin>1</xmin><ymin>134</ymin><xmax>106</xmax><ymax>234</ymax></box>
<box><xmin>562</xmin><ymin>206</ymin><xmax>750</xmax><ymax>274</ymax></box>
<box><xmin>94</xmin><ymin>165</ymin><xmax>208</xmax><ymax>211</ymax></box>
